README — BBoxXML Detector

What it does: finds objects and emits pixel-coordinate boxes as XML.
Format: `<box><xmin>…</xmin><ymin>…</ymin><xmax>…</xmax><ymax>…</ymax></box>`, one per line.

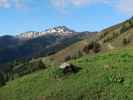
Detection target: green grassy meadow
<box><xmin>0</xmin><ymin>48</ymin><xmax>133</xmax><ymax>100</ymax></box>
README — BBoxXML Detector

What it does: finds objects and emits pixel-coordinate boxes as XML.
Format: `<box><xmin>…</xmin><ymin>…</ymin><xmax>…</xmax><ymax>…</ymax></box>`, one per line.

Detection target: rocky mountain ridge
<box><xmin>18</xmin><ymin>26</ymin><xmax>76</xmax><ymax>39</ymax></box>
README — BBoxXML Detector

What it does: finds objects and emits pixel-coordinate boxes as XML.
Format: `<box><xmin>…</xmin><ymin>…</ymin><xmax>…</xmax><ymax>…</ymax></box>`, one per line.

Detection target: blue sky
<box><xmin>0</xmin><ymin>0</ymin><xmax>132</xmax><ymax>35</ymax></box>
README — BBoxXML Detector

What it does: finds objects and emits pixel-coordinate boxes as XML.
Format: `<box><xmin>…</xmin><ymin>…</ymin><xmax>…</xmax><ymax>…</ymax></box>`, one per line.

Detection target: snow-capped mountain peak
<box><xmin>17</xmin><ymin>26</ymin><xmax>76</xmax><ymax>39</ymax></box>
<box><xmin>45</xmin><ymin>26</ymin><xmax>74</xmax><ymax>34</ymax></box>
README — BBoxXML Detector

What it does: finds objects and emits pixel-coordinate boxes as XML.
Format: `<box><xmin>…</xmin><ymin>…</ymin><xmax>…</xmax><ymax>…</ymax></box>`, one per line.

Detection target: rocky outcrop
<box><xmin>59</xmin><ymin>63</ymin><xmax>81</xmax><ymax>74</ymax></box>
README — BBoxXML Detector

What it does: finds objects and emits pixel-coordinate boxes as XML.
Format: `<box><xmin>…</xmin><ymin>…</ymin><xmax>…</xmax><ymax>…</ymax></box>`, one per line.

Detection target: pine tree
<box><xmin>0</xmin><ymin>71</ymin><xmax>6</xmax><ymax>86</ymax></box>
<box><xmin>38</xmin><ymin>60</ymin><xmax>46</xmax><ymax>69</ymax></box>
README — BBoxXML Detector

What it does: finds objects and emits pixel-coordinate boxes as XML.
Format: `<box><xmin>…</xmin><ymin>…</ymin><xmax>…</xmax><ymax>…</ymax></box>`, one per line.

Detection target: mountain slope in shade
<box><xmin>0</xmin><ymin>26</ymin><xmax>94</xmax><ymax>63</ymax></box>
<box><xmin>0</xmin><ymin>35</ymin><xmax>20</xmax><ymax>48</ymax></box>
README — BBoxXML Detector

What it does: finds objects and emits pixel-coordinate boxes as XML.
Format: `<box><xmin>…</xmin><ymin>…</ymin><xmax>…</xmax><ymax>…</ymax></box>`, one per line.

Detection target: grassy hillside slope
<box><xmin>98</xmin><ymin>17</ymin><xmax>133</xmax><ymax>47</ymax></box>
<box><xmin>1</xmin><ymin>48</ymin><xmax>133</xmax><ymax>100</ymax></box>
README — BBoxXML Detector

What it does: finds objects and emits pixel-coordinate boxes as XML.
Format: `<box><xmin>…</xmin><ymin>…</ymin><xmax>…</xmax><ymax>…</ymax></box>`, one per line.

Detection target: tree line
<box><xmin>0</xmin><ymin>60</ymin><xmax>46</xmax><ymax>87</ymax></box>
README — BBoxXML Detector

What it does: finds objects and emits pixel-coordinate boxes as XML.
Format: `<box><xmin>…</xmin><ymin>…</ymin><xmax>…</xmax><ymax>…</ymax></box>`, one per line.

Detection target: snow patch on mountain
<box><xmin>17</xmin><ymin>26</ymin><xmax>77</xmax><ymax>39</ymax></box>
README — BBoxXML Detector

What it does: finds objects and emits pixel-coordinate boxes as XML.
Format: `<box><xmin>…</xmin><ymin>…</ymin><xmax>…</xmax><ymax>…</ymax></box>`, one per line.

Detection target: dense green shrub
<box><xmin>64</xmin><ymin>55</ymin><xmax>72</xmax><ymax>61</ymax></box>
<box><xmin>120</xmin><ymin>20</ymin><xmax>133</xmax><ymax>33</ymax></box>
<box><xmin>38</xmin><ymin>60</ymin><xmax>46</xmax><ymax>69</ymax></box>
<box><xmin>99</xmin><ymin>31</ymin><xmax>109</xmax><ymax>39</ymax></box>
<box><xmin>103</xmin><ymin>32</ymin><xmax>120</xmax><ymax>43</ymax></box>
<box><xmin>64</xmin><ymin>51</ymin><xmax>83</xmax><ymax>62</ymax></box>
<box><xmin>83</xmin><ymin>41</ymin><xmax>101</xmax><ymax>53</ymax></box>
<box><xmin>123</xmin><ymin>38</ymin><xmax>130</xmax><ymax>45</ymax></box>
<box><xmin>0</xmin><ymin>71</ymin><xmax>6</xmax><ymax>86</ymax></box>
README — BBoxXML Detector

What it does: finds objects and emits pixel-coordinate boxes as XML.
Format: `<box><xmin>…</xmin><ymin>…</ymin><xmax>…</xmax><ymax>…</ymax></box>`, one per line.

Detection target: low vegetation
<box><xmin>1</xmin><ymin>48</ymin><xmax>133</xmax><ymax>100</ymax></box>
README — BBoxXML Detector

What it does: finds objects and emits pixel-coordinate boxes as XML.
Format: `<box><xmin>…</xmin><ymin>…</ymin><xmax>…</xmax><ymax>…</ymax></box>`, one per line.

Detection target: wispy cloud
<box><xmin>116</xmin><ymin>0</ymin><xmax>133</xmax><ymax>16</ymax></box>
<box><xmin>0</xmin><ymin>0</ymin><xmax>10</xmax><ymax>8</ymax></box>
<box><xmin>50</xmin><ymin>0</ymin><xmax>133</xmax><ymax>16</ymax></box>
<box><xmin>15</xmin><ymin>0</ymin><xmax>27</xmax><ymax>9</ymax></box>
<box><xmin>50</xmin><ymin>0</ymin><xmax>65</xmax><ymax>11</ymax></box>
<box><xmin>70</xmin><ymin>0</ymin><xmax>90</xmax><ymax>6</ymax></box>
<box><xmin>50</xmin><ymin>0</ymin><xmax>90</xmax><ymax>9</ymax></box>
<box><xmin>0</xmin><ymin>0</ymin><xmax>133</xmax><ymax>16</ymax></box>
<box><xmin>50</xmin><ymin>0</ymin><xmax>109</xmax><ymax>8</ymax></box>
<box><xmin>0</xmin><ymin>0</ymin><xmax>26</xmax><ymax>9</ymax></box>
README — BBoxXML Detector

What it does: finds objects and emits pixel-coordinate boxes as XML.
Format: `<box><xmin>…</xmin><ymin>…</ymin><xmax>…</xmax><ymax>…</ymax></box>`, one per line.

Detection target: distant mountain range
<box><xmin>0</xmin><ymin>26</ymin><xmax>95</xmax><ymax>63</ymax></box>
<box><xmin>17</xmin><ymin>26</ymin><xmax>76</xmax><ymax>39</ymax></box>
